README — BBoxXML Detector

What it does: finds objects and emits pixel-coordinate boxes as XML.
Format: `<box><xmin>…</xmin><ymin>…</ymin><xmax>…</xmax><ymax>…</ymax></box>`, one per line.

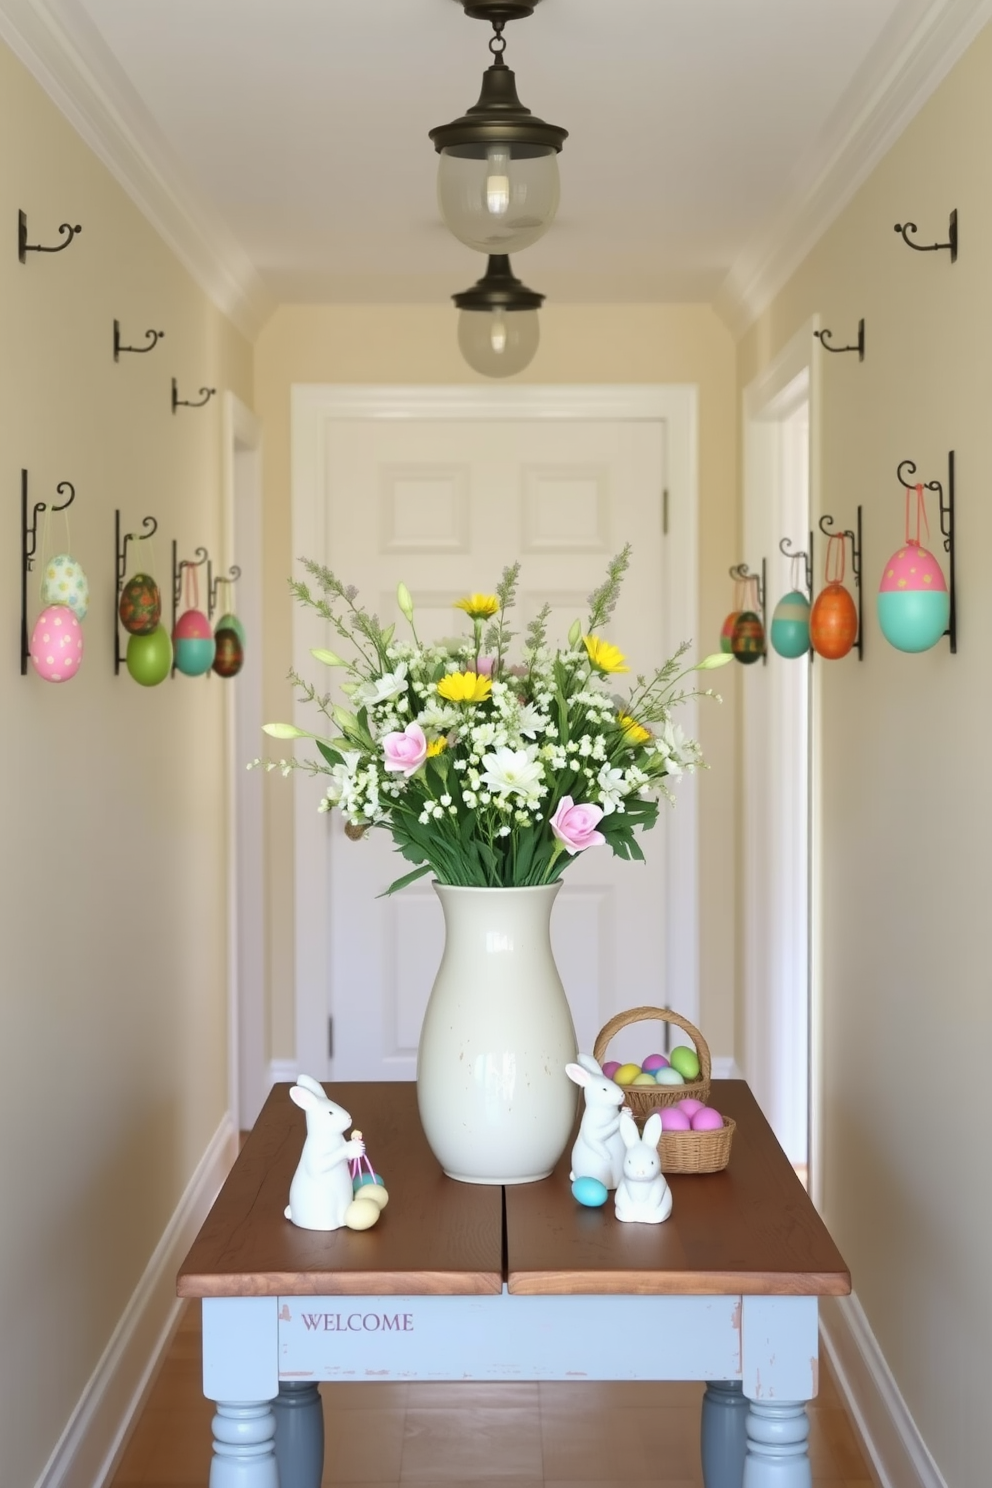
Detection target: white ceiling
<box><xmin>6</xmin><ymin>0</ymin><xmax>987</xmax><ymax>328</ymax></box>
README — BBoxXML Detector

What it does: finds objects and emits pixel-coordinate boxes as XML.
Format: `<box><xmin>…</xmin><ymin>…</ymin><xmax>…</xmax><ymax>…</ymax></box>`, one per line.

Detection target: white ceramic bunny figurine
<box><xmin>284</xmin><ymin>1077</ymin><xmax>383</xmax><ymax>1232</ymax></box>
<box><xmin>614</xmin><ymin>1110</ymin><xmax>673</xmax><ymax>1225</ymax></box>
<box><xmin>565</xmin><ymin>1054</ymin><xmax>627</xmax><ymax>1189</ymax></box>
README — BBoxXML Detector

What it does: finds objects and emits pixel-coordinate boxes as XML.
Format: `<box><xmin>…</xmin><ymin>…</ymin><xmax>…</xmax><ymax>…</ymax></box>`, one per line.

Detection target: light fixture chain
<box><xmin>489</xmin><ymin>22</ymin><xmax>507</xmax><ymax>58</ymax></box>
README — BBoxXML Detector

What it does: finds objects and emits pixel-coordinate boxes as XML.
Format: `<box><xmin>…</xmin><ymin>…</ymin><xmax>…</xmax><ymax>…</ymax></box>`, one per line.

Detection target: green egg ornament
<box><xmin>669</xmin><ymin>1045</ymin><xmax>701</xmax><ymax>1081</ymax></box>
<box><xmin>126</xmin><ymin>624</ymin><xmax>173</xmax><ymax>686</ymax></box>
<box><xmin>770</xmin><ymin>590</ymin><xmax>811</xmax><ymax>659</ymax></box>
<box><xmin>216</xmin><ymin>612</ymin><xmax>246</xmax><ymax>646</ymax></box>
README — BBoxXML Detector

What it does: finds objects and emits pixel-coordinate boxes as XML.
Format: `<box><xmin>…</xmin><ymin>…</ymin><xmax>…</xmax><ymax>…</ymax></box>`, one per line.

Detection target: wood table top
<box><xmin>177</xmin><ymin>1079</ymin><xmax>850</xmax><ymax>1301</ymax></box>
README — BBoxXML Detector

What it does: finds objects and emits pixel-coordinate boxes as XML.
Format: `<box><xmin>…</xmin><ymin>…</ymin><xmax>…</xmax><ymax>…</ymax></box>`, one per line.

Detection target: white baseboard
<box><xmin>712</xmin><ymin>1056</ymin><xmax>744</xmax><ymax>1080</ymax></box>
<box><xmin>34</xmin><ymin>1114</ymin><xmax>239</xmax><ymax>1488</ymax></box>
<box><xmin>820</xmin><ymin>1292</ymin><xmax>947</xmax><ymax>1488</ymax></box>
<box><xmin>269</xmin><ymin>1058</ymin><xmax>299</xmax><ymax>1087</ymax></box>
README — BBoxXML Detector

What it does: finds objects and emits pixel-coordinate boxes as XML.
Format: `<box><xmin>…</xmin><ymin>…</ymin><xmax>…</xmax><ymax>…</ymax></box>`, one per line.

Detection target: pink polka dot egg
<box><xmin>30</xmin><ymin>604</ymin><xmax>83</xmax><ymax>682</ymax></box>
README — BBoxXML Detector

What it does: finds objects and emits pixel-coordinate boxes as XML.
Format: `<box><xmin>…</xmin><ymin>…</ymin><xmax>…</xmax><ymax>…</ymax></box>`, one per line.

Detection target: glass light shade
<box><xmin>458</xmin><ymin>307</ymin><xmax>540</xmax><ymax>377</ymax></box>
<box><xmin>438</xmin><ymin>146</ymin><xmax>560</xmax><ymax>254</ymax></box>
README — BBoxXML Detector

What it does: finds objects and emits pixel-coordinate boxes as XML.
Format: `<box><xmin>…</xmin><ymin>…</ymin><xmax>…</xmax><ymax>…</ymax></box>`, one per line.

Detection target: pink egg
<box><xmin>30</xmin><ymin>605</ymin><xmax>83</xmax><ymax>683</ymax></box>
<box><xmin>173</xmin><ymin>607</ymin><xmax>212</xmax><ymax>641</ymax></box>
<box><xmin>601</xmin><ymin>1061</ymin><xmax>621</xmax><ymax>1080</ymax></box>
<box><xmin>659</xmin><ymin>1107</ymin><xmax>692</xmax><ymax>1132</ymax></box>
<box><xmin>641</xmin><ymin>1053</ymin><xmax>670</xmax><ymax>1073</ymax></box>
<box><xmin>691</xmin><ymin>1107</ymin><xmax>724</xmax><ymax>1132</ymax></box>
<box><xmin>677</xmin><ymin>1098</ymin><xmax>705</xmax><ymax>1117</ymax></box>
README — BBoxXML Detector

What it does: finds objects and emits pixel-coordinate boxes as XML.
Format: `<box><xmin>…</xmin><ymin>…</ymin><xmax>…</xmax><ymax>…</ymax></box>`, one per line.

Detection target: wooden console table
<box><xmin>178</xmin><ymin>1080</ymin><xmax>849</xmax><ymax>1488</ymax></box>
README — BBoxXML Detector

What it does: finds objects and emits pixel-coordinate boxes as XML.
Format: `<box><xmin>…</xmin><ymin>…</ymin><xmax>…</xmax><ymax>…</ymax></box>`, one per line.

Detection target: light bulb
<box><xmin>485</xmin><ymin>147</ymin><xmax>511</xmax><ymax>217</ymax></box>
<box><xmin>489</xmin><ymin>312</ymin><xmax>508</xmax><ymax>354</ymax></box>
<box><xmin>457</xmin><ymin>307</ymin><xmax>539</xmax><ymax>378</ymax></box>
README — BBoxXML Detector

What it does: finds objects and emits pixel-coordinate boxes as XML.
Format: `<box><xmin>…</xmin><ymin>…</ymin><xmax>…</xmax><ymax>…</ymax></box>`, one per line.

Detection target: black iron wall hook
<box><xmin>172</xmin><ymin>378</ymin><xmax>216</xmax><ymax>413</ymax></box>
<box><xmin>894</xmin><ymin>209</ymin><xmax>958</xmax><ymax>262</ymax></box>
<box><xmin>729</xmin><ymin>560</ymin><xmax>767</xmax><ymax>664</ymax></box>
<box><xmin>18</xmin><ymin>210</ymin><xmax>82</xmax><ymax>263</ymax></box>
<box><xmin>21</xmin><ymin>471</ymin><xmax>76</xmax><ymax>674</ymax></box>
<box><xmin>895</xmin><ymin>455</ymin><xmax>957</xmax><ymax>652</ymax></box>
<box><xmin>114</xmin><ymin>322</ymin><xmax>165</xmax><ymax>361</ymax></box>
<box><xmin>208</xmin><ymin>563</ymin><xmax>242</xmax><ymax>620</ymax></box>
<box><xmin>779</xmin><ymin>536</ymin><xmax>812</xmax><ymax>594</ymax></box>
<box><xmin>114</xmin><ymin>511</ymin><xmax>159</xmax><ymax>674</ymax></box>
<box><xmin>818</xmin><ymin>507</ymin><xmax>863</xmax><ymax>660</ymax></box>
<box><xmin>814</xmin><ymin>320</ymin><xmax>865</xmax><ymax>360</ymax></box>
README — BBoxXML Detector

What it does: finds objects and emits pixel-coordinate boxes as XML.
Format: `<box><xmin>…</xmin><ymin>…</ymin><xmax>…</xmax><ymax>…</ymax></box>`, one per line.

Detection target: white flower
<box><xmin>354</xmin><ymin>662</ymin><xmax>408</xmax><ymax>709</ymax></box>
<box><xmin>516</xmin><ymin>703</ymin><xmax>546</xmax><ymax>738</ymax></box>
<box><xmin>323</xmin><ymin>751</ymin><xmax>362</xmax><ymax>804</ymax></box>
<box><xmin>479</xmin><ymin>746</ymin><xmax>544</xmax><ymax>802</ymax></box>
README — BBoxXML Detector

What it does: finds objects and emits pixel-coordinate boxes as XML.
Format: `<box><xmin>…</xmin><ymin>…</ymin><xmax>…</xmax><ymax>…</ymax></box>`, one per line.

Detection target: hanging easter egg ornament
<box><xmin>119</xmin><ymin>573</ymin><xmax>162</xmax><ymax>635</ymax></box>
<box><xmin>215</xmin><ymin>611</ymin><xmax>246</xmax><ymax>647</ymax></box>
<box><xmin>212</xmin><ymin>627</ymin><xmax>244</xmax><ymax>678</ymax></box>
<box><xmin>172</xmin><ymin>562</ymin><xmax>215</xmax><ymax>676</ymax></box>
<box><xmin>126</xmin><ymin>624</ymin><xmax>173</xmax><ymax>686</ymax></box>
<box><xmin>731</xmin><ymin>573</ymin><xmax>765</xmax><ymax>664</ymax></box>
<box><xmin>30</xmin><ymin>604</ymin><xmax>83</xmax><ymax>682</ymax></box>
<box><xmin>41</xmin><ymin>554</ymin><xmax>90</xmax><ymax>621</ymax></box>
<box><xmin>770</xmin><ymin>590</ymin><xmax>811</xmax><ymax>658</ymax></box>
<box><xmin>877</xmin><ymin>484</ymin><xmax>949</xmax><ymax>653</ymax></box>
<box><xmin>811</xmin><ymin>533</ymin><xmax>858</xmax><ymax>660</ymax></box>
<box><xmin>719</xmin><ymin>610</ymin><xmax>740</xmax><ymax>654</ymax></box>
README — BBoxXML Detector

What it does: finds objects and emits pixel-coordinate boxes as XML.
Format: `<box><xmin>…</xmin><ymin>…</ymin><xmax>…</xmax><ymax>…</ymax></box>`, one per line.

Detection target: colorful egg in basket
<box><xmin>593</xmin><ymin>1005</ymin><xmax>711</xmax><ymax>1117</ymax></box>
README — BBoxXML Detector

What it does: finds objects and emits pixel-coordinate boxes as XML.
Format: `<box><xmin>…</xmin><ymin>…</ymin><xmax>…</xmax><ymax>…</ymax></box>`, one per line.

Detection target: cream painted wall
<box><xmin>0</xmin><ymin>42</ymin><xmax>252</xmax><ymax>1488</ymax></box>
<box><xmin>254</xmin><ymin>303</ymin><xmax>739</xmax><ymax>1062</ymax></box>
<box><xmin>739</xmin><ymin>26</ymin><xmax>992</xmax><ymax>1488</ymax></box>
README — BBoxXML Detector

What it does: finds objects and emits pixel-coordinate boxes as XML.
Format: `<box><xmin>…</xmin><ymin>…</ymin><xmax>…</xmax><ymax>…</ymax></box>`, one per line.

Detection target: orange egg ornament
<box><xmin>810</xmin><ymin>581</ymin><xmax>858</xmax><ymax>659</ymax></box>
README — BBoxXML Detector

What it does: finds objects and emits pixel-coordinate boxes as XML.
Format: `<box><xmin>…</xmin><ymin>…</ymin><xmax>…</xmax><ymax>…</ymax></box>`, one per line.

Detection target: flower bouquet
<box><xmin>258</xmin><ymin>545</ymin><xmax>730</xmax><ymax>895</ymax></box>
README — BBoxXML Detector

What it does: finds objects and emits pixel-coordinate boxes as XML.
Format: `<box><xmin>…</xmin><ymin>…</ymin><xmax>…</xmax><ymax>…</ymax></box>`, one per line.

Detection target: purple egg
<box><xmin>677</xmin><ymin>1098</ymin><xmax>705</xmax><ymax>1117</ymax></box>
<box><xmin>690</xmin><ymin>1107</ymin><xmax>724</xmax><ymax>1132</ymax></box>
<box><xmin>602</xmin><ymin>1060</ymin><xmax>621</xmax><ymax>1080</ymax></box>
<box><xmin>641</xmin><ymin>1053</ymin><xmax>669</xmax><ymax>1072</ymax></box>
<box><xmin>659</xmin><ymin>1107</ymin><xmax>692</xmax><ymax>1132</ymax></box>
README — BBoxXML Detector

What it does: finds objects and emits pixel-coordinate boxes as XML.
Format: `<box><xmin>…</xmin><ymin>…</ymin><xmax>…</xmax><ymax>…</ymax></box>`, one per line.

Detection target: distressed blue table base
<box><xmin>202</xmin><ymin>1291</ymin><xmax>817</xmax><ymax>1488</ymax></box>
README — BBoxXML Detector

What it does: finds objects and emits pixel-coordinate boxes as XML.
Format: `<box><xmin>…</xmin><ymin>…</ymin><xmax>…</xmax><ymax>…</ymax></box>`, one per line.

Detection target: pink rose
<box><xmin>382</xmin><ymin>721</ymin><xmax>427</xmax><ymax>777</ymax></box>
<box><xmin>550</xmin><ymin>796</ymin><xmax>606</xmax><ymax>854</ymax></box>
<box><xmin>474</xmin><ymin>656</ymin><xmax>495</xmax><ymax>677</ymax></box>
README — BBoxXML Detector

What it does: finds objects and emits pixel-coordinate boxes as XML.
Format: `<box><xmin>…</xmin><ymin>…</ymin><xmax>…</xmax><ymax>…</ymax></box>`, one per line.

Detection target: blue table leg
<box><xmin>273</xmin><ymin>1381</ymin><xmax>324</xmax><ymax>1488</ymax></box>
<box><xmin>209</xmin><ymin>1401</ymin><xmax>279</xmax><ymax>1487</ymax></box>
<box><xmin>701</xmin><ymin>1380</ymin><xmax>749</xmax><ymax>1487</ymax></box>
<box><xmin>742</xmin><ymin>1401</ymin><xmax>812</xmax><ymax>1488</ymax></box>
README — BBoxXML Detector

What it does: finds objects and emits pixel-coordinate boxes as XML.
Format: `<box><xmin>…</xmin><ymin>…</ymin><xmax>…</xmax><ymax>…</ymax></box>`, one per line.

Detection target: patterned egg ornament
<box><xmin>126</xmin><ymin>625</ymin><xmax>173</xmax><ymax>686</ymax></box>
<box><xmin>719</xmin><ymin>610</ymin><xmax>741</xmax><ymax>653</ymax></box>
<box><xmin>212</xmin><ymin>627</ymin><xmax>244</xmax><ymax>678</ymax></box>
<box><xmin>30</xmin><ymin>604</ymin><xmax>84</xmax><ymax>682</ymax></box>
<box><xmin>119</xmin><ymin>573</ymin><xmax>162</xmax><ymax>635</ymax></box>
<box><xmin>810</xmin><ymin>582</ymin><xmax>858</xmax><ymax>660</ymax></box>
<box><xmin>877</xmin><ymin>541</ymin><xmax>949</xmax><ymax>653</ymax></box>
<box><xmin>41</xmin><ymin>555</ymin><xmax>89</xmax><ymax>621</ymax></box>
<box><xmin>731</xmin><ymin>610</ymin><xmax>765</xmax><ymax>664</ymax></box>
<box><xmin>216</xmin><ymin>612</ymin><xmax>246</xmax><ymax>646</ymax></box>
<box><xmin>770</xmin><ymin>590</ymin><xmax>811</xmax><ymax>659</ymax></box>
<box><xmin>173</xmin><ymin>607</ymin><xmax>216</xmax><ymax>677</ymax></box>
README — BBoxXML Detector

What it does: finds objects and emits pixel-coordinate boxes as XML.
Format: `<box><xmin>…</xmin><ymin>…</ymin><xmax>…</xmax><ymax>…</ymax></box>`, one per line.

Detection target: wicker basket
<box><xmin>658</xmin><ymin>1117</ymin><xmax>736</xmax><ymax>1175</ymax></box>
<box><xmin>592</xmin><ymin>1005</ymin><xmax>712</xmax><ymax>1117</ymax></box>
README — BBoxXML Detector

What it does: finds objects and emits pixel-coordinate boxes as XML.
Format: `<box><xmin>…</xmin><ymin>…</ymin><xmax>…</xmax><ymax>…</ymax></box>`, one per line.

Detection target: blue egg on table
<box><xmin>353</xmin><ymin>1172</ymin><xmax>386</xmax><ymax>1192</ymax></box>
<box><xmin>571</xmin><ymin>1176</ymin><xmax>609</xmax><ymax>1208</ymax></box>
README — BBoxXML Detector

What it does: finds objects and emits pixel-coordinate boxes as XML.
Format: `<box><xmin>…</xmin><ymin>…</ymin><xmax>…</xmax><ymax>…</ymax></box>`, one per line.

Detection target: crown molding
<box><xmin>0</xmin><ymin>0</ymin><xmax>274</xmax><ymax>341</ymax></box>
<box><xmin>717</xmin><ymin>0</ymin><xmax>992</xmax><ymax>338</ymax></box>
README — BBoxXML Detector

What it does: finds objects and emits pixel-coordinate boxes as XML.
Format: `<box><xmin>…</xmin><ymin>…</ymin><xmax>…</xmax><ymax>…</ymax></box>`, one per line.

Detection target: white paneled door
<box><xmin>291</xmin><ymin>388</ymin><xmax>700</xmax><ymax>1083</ymax></box>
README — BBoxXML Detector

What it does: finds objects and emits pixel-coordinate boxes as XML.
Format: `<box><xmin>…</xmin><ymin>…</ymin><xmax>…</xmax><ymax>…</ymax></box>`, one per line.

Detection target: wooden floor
<box><xmin>108</xmin><ymin>1300</ymin><xmax>879</xmax><ymax>1488</ymax></box>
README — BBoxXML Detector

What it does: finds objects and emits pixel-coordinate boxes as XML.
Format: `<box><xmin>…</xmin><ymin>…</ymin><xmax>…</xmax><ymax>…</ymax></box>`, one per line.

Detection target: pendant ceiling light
<box><xmin>430</xmin><ymin>0</ymin><xmax>567</xmax><ymax>256</ymax></box>
<box><xmin>453</xmin><ymin>254</ymin><xmax>544</xmax><ymax>377</ymax></box>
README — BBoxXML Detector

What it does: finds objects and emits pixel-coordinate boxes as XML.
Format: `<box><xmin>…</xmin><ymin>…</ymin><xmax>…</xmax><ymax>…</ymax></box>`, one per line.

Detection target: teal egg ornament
<box><xmin>571</xmin><ymin>1176</ymin><xmax>609</xmax><ymax>1208</ymax></box>
<box><xmin>770</xmin><ymin>590</ymin><xmax>811</xmax><ymax>659</ymax></box>
<box><xmin>216</xmin><ymin>612</ymin><xmax>246</xmax><ymax>647</ymax></box>
<box><xmin>173</xmin><ymin>607</ymin><xmax>215</xmax><ymax>677</ymax></box>
<box><xmin>877</xmin><ymin>541</ymin><xmax>949</xmax><ymax>653</ymax></box>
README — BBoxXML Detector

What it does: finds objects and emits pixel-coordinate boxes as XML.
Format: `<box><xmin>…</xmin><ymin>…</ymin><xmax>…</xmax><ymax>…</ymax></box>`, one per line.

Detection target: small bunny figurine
<box><xmin>565</xmin><ymin>1054</ymin><xmax>627</xmax><ymax>1190</ymax></box>
<box><xmin>614</xmin><ymin>1110</ymin><xmax>673</xmax><ymax>1225</ymax></box>
<box><xmin>284</xmin><ymin>1076</ymin><xmax>384</xmax><ymax>1232</ymax></box>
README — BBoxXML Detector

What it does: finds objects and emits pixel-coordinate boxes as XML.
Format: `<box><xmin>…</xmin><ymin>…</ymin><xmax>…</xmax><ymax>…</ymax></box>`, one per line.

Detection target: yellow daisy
<box><xmin>453</xmin><ymin>593</ymin><xmax>500</xmax><ymax>620</ymax></box>
<box><xmin>583</xmin><ymin>635</ymin><xmax>629</xmax><ymax>674</ymax></box>
<box><xmin>618</xmin><ymin>713</ymin><xmax>651</xmax><ymax>745</ymax></box>
<box><xmin>426</xmin><ymin>737</ymin><xmax>448</xmax><ymax>757</ymax></box>
<box><xmin>437</xmin><ymin>671</ymin><xmax>492</xmax><ymax>704</ymax></box>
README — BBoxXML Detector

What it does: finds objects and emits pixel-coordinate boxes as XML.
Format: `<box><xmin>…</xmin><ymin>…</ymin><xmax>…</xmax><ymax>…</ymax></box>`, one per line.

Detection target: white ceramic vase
<box><xmin>417</xmin><ymin>882</ymin><xmax>579</xmax><ymax>1184</ymax></box>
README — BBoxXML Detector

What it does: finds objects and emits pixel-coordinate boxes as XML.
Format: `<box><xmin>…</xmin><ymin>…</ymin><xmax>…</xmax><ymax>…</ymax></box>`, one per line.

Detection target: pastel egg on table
<box><xmin>630</xmin><ymin>1072</ymin><xmax>657</xmax><ymax>1086</ymax></box>
<box><xmin>614</xmin><ymin>1062</ymin><xmax>643</xmax><ymax>1085</ymax></box>
<box><xmin>641</xmin><ymin>1053</ymin><xmax>669</xmax><ymax>1073</ymax></box>
<box><xmin>41</xmin><ymin>555</ymin><xmax>89</xmax><ymax>621</ymax></box>
<box><xmin>30</xmin><ymin>606</ymin><xmax>83</xmax><ymax>682</ymax></box>
<box><xmin>669</xmin><ymin>1045</ymin><xmax>700</xmax><ymax>1080</ymax></box>
<box><xmin>877</xmin><ymin>542</ymin><xmax>950</xmax><ymax>653</ymax></box>
<box><xmin>691</xmin><ymin>1107</ymin><xmax>724</xmax><ymax>1132</ymax></box>
<box><xmin>659</xmin><ymin>1107</ymin><xmax>692</xmax><ymax>1132</ymax></box>
<box><xmin>654</xmin><ymin>1067</ymin><xmax>685</xmax><ymax>1086</ymax></box>
<box><xmin>601</xmin><ymin>1060</ymin><xmax>621</xmax><ymax>1080</ymax></box>
<box><xmin>677</xmin><ymin>1098</ymin><xmax>705</xmax><ymax>1117</ymax></box>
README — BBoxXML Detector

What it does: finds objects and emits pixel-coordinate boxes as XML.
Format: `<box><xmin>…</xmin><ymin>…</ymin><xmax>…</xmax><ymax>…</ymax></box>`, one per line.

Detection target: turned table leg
<box><xmin>273</xmin><ymin>1380</ymin><xmax>324</xmax><ymax>1488</ymax></box>
<box><xmin>209</xmin><ymin>1400</ymin><xmax>279</xmax><ymax>1488</ymax></box>
<box><xmin>701</xmin><ymin>1380</ymin><xmax>749</xmax><ymax>1487</ymax></box>
<box><xmin>742</xmin><ymin>1401</ymin><xmax>812</xmax><ymax>1488</ymax></box>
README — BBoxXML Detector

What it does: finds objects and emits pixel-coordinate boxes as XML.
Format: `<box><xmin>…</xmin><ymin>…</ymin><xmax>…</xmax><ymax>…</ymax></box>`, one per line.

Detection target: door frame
<box><xmin>741</xmin><ymin>322</ymin><xmax>822</xmax><ymax>1188</ymax></box>
<box><xmin>222</xmin><ymin>391</ymin><xmax>266</xmax><ymax>1129</ymax></box>
<box><xmin>290</xmin><ymin>384</ymin><xmax>700</xmax><ymax>1078</ymax></box>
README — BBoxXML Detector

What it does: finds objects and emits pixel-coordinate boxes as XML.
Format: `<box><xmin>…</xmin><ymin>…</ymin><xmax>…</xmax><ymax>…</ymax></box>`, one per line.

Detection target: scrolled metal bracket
<box><xmin>814</xmin><ymin>320</ymin><xmax>865</xmax><ymax>360</ymax></box>
<box><xmin>895</xmin><ymin>455</ymin><xmax>957</xmax><ymax>653</ymax></box>
<box><xmin>894</xmin><ymin>209</ymin><xmax>957</xmax><ymax>262</ymax></box>
<box><xmin>21</xmin><ymin>471</ymin><xmax>76</xmax><ymax>674</ymax></box>
<box><xmin>208</xmin><ymin>563</ymin><xmax>242</xmax><ymax>620</ymax></box>
<box><xmin>18</xmin><ymin>210</ymin><xmax>82</xmax><ymax>263</ymax></box>
<box><xmin>729</xmin><ymin>560</ymin><xmax>767</xmax><ymax>664</ymax></box>
<box><xmin>114</xmin><ymin>321</ymin><xmax>165</xmax><ymax>361</ymax></box>
<box><xmin>779</xmin><ymin>536</ymin><xmax>812</xmax><ymax>595</ymax></box>
<box><xmin>114</xmin><ymin>511</ymin><xmax>159</xmax><ymax>674</ymax></box>
<box><xmin>172</xmin><ymin>378</ymin><xmax>216</xmax><ymax>413</ymax></box>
